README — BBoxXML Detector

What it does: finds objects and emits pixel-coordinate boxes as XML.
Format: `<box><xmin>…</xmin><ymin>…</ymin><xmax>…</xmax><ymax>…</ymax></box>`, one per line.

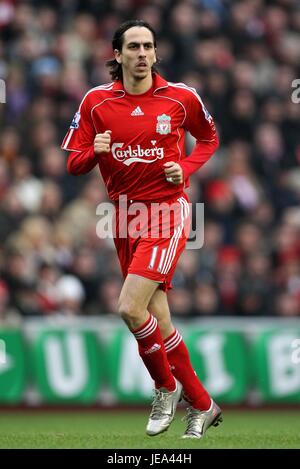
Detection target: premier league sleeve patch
<box><xmin>70</xmin><ymin>111</ymin><xmax>81</xmax><ymax>129</ymax></box>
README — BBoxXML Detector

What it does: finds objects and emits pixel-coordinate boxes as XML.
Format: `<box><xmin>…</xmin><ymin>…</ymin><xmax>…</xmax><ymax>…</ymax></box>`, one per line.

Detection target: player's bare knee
<box><xmin>117</xmin><ymin>299</ymin><xmax>142</xmax><ymax>324</ymax></box>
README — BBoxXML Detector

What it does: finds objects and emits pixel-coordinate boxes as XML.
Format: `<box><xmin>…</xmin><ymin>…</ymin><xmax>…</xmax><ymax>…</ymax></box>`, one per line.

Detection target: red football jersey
<box><xmin>62</xmin><ymin>73</ymin><xmax>219</xmax><ymax>202</ymax></box>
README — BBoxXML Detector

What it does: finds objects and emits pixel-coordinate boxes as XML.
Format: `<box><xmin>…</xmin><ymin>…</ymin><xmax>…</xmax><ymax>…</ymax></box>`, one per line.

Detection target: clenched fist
<box><xmin>163</xmin><ymin>161</ymin><xmax>184</xmax><ymax>185</ymax></box>
<box><xmin>94</xmin><ymin>130</ymin><xmax>112</xmax><ymax>154</ymax></box>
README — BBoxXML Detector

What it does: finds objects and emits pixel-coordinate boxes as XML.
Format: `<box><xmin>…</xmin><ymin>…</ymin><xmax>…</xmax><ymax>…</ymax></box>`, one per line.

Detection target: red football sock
<box><xmin>164</xmin><ymin>330</ymin><xmax>211</xmax><ymax>410</ymax></box>
<box><xmin>132</xmin><ymin>314</ymin><xmax>176</xmax><ymax>391</ymax></box>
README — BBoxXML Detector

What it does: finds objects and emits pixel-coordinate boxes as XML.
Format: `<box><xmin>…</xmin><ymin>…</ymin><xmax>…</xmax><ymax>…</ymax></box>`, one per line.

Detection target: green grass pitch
<box><xmin>0</xmin><ymin>409</ymin><xmax>299</xmax><ymax>449</ymax></box>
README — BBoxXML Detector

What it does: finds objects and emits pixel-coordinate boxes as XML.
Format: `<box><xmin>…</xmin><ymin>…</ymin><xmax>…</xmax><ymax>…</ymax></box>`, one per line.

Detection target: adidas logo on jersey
<box><xmin>131</xmin><ymin>106</ymin><xmax>144</xmax><ymax>116</ymax></box>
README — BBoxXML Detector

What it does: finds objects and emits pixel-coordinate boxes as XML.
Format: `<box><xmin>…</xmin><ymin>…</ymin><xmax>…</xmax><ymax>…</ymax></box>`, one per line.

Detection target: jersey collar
<box><xmin>112</xmin><ymin>72</ymin><xmax>168</xmax><ymax>94</ymax></box>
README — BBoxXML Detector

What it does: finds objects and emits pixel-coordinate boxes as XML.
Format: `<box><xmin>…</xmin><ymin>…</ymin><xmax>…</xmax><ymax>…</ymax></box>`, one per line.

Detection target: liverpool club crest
<box><xmin>156</xmin><ymin>114</ymin><xmax>171</xmax><ymax>135</ymax></box>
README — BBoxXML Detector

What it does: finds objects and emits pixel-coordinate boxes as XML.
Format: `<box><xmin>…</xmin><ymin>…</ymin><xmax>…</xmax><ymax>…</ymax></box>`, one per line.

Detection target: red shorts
<box><xmin>113</xmin><ymin>193</ymin><xmax>191</xmax><ymax>291</ymax></box>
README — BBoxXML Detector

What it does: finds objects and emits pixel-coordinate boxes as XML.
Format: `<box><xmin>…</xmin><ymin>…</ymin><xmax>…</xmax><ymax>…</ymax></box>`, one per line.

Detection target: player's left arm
<box><xmin>178</xmin><ymin>90</ymin><xmax>219</xmax><ymax>180</ymax></box>
<box><xmin>163</xmin><ymin>161</ymin><xmax>184</xmax><ymax>185</ymax></box>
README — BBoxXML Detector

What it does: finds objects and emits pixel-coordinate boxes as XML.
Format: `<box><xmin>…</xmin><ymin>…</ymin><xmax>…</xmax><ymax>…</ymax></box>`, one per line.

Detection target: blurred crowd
<box><xmin>0</xmin><ymin>0</ymin><xmax>299</xmax><ymax>324</ymax></box>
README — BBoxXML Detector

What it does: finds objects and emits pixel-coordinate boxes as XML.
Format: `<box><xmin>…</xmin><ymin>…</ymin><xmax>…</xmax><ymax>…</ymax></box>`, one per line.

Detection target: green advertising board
<box><xmin>1</xmin><ymin>322</ymin><xmax>300</xmax><ymax>406</ymax></box>
<box><xmin>254</xmin><ymin>330</ymin><xmax>300</xmax><ymax>402</ymax></box>
<box><xmin>32</xmin><ymin>329</ymin><xmax>103</xmax><ymax>403</ymax></box>
<box><xmin>0</xmin><ymin>330</ymin><xmax>26</xmax><ymax>403</ymax></box>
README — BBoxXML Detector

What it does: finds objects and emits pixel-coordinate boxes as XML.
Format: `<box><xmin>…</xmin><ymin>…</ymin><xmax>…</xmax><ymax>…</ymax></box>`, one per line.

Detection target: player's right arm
<box><xmin>61</xmin><ymin>92</ymin><xmax>111</xmax><ymax>175</ymax></box>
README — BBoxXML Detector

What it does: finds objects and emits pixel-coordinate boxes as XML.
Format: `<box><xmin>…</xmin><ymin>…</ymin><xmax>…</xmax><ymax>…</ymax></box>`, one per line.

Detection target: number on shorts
<box><xmin>148</xmin><ymin>247</ymin><xmax>167</xmax><ymax>272</ymax></box>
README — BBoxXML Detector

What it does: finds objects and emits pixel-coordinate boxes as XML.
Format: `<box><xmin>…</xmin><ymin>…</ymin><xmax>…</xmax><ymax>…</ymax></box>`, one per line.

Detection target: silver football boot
<box><xmin>146</xmin><ymin>380</ymin><xmax>183</xmax><ymax>436</ymax></box>
<box><xmin>182</xmin><ymin>399</ymin><xmax>223</xmax><ymax>439</ymax></box>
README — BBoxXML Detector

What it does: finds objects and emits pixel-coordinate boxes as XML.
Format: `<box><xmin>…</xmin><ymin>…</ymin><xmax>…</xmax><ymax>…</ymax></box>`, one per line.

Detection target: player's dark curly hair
<box><xmin>106</xmin><ymin>19</ymin><xmax>158</xmax><ymax>81</ymax></box>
